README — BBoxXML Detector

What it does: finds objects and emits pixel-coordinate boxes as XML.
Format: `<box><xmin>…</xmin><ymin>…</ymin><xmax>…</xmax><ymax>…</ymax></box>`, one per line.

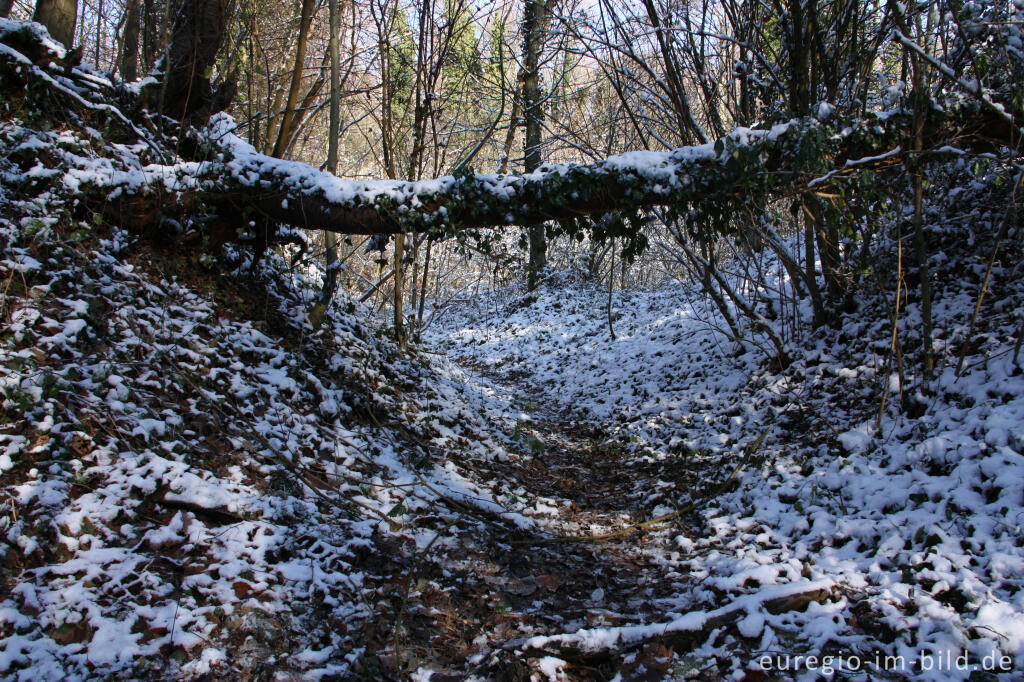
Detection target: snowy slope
<box><xmin>0</xmin><ymin>114</ymin><xmax>536</xmax><ymax>680</ymax></box>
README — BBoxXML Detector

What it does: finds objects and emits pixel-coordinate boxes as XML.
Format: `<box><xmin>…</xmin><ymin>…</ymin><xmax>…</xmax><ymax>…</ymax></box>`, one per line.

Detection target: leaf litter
<box><xmin>2</xmin><ymin>26</ymin><xmax>1024</xmax><ymax>679</ymax></box>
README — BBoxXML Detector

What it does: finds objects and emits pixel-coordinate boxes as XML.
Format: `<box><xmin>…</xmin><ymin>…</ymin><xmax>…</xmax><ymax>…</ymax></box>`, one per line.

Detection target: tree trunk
<box><xmin>33</xmin><ymin>0</ymin><xmax>78</xmax><ymax>47</ymax></box>
<box><xmin>408</xmin><ymin>242</ymin><xmax>419</xmax><ymax>330</ymax></box>
<box><xmin>805</xmin><ymin>196</ymin><xmax>842</xmax><ymax>308</ymax></box>
<box><xmin>523</xmin><ymin>0</ymin><xmax>547</xmax><ymax>290</ymax></box>
<box><xmin>76</xmin><ymin>99</ymin><xmax>1009</xmax><ymax>242</ymax></box>
<box><xmin>0</xmin><ymin>0</ymin><xmax>15</xmax><ymax>18</ymax></box>
<box><xmin>270</xmin><ymin>0</ymin><xmax>317</xmax><ymax>159</ymax></box>
<box><xmin>802</xmin><ymin>207</ymin><xmax>823</xmax><ymax>325</ymax></box>
<box><xmin>119</xmin><ymin>0</ymin><xmax>141</xmax><ymax>80</ymax></box>
<box><xmin>886</xmin><ymin>0</ymin><xmax>934</xmax><ymax>382</ymax></box>
<box><xmin>787</xmin><ymin>0</ymin><xmax>812</xmax><ymax>116</ymax></box>
<box><xmin>141</xmin><ymin>0</ymin><xmax>158</xmax><ymax>72</ymax></box>
<box><xmin>787</xmin><ymin>0</ymin><xmax>837</xmax><ymax>325</ymax></box>
<box><xmin>318</xmin><ymin>0</ymin><xmax>342</xmax><ymax>311</ymax></box>
<box><xmin>908</xmin><ymin>34</ymin><xmax>933</xmax><ymax>383</ymax></box>
<box><xmin>641</xmin><ymin>0</ymin><xmax>706</xmax><ymax>143</ymax></box>
<box><xmin>417</xmin><ymin>237</ymin><xmax>432</xmax><ymax>329</ymax></box>
<box><xmin>395</xmin><ymin>0</ymin><xmax>438</xmax><ymax>342</ymax></box>
<box><xmin>512</xmin><ymin>584</ymin><xmax>832</xmax><ymax>662</ymax></box>
<box><xmin>157</xmin><ymin>0</ymin><xmax>232</xmax><ymax>126</ymax></box>
<box><xmin>911</xmin><ymin>158</ymin><xmax>933</xmax><ymax>382</ymax></box>
<box><xmin>394</xmin><ymin>233</ymin><xmax>405</xmax><ymax>342</ymax></box>
<box><xmin>94</xmin><ymin>0</ymin><xmax>103</xmax><ymax>66</ymax></box>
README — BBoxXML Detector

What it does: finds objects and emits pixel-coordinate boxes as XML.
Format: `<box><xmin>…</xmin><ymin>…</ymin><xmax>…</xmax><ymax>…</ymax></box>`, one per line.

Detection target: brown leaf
<box><xmin>617</xmin><ymin>642</ymin><xmax>674</xmax><ymax>681</ymax></box>
<box><xmin>50</xmin><ymin>620</ymin><xmax>93</xmax><ymax>646</ymax></box>
<box><xmin>507</xmin><ymin>580</ymin><xmax>538</xmax><ymax>596</ymax></box>
<box><xmin>537</xmin><ymin>574</ymin><xmax>562</xmax><ymax>592</ymax></box>
<box><xmin>70</xmin><ymin>433</ymin><xmax>93</xmax><ymax>457</ymax></box>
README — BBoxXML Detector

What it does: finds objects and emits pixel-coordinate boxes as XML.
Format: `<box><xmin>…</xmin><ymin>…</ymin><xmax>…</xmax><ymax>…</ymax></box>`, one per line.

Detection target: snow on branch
<box><xmin>1</xmin><ymin>19</ymin><xmax>1019</xmax><ymax>246</ymax></box>
<box><xmin>187</xmin><ymin>104</ymin><xmax>1014</xmax><ymax>239</ymax></box>
<box><xmin>508</xmin><ymin>580</ymin><xmax>835</xmax><ymax>660</ymax></box>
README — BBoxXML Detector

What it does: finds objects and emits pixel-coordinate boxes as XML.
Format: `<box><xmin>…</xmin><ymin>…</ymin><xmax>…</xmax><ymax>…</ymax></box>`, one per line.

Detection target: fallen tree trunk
<box><xmin>1</xmin><ymin>18</ymin><xmax>1019</xmax><ymax>248</ymax></box>
<box><xmin>113</xmin><ymin>103</ymin><xmax>1018</xmax><ymax>248</ymax></box>
<box><xmin>149</xmin><ymin>103</ymin><xmax>1024</xmax><ymax>246</ymax></box>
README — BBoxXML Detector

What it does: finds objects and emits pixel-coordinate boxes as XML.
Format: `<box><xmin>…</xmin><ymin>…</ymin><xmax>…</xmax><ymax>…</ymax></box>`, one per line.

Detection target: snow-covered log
<box><xmin>139</xmin><ymin>103</ymin><xmax>1015</xmax><ymax>243</ymax></box>
<box><xmin>1</xmin><ymin>18</ymin><xmax>1018</xmax><ymax>244</ymax></box>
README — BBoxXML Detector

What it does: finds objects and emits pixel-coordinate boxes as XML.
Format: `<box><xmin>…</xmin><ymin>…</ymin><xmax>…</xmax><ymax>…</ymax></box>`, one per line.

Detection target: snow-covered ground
<box><xmin>426</xmin><ymin>247</ymin><xmax>1024</xmax><ymax>679</ymax></box>
<box><xmin>0</xmin><ymin>110</ymin><xmax>534</xmax><ymax>678</ymax></box>
<box><xmin>0</xmin><ymin>220</ymin><xmax>529</xmax><ymax>678</ymax></box>
<box><xmin>5</xmin><ymin>144</ymin><xmax>1024</xmax><ymax>678</ymax></box>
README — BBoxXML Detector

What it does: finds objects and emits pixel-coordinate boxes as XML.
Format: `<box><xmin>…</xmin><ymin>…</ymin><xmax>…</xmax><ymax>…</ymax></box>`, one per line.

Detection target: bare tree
<box><xmin>317</xmin><ymin>0</ymin><xmax>344</xmax><ymax>314</ymax></box>
<box><xmin>269</xmin><ymin>0</ymin><xmax>318</xmax><ymax>158</ymax></box>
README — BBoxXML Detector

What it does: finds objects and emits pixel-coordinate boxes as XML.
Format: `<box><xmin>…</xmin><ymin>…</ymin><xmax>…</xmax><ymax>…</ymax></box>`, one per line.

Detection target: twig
<box><xmin>877</xmin><ymin>227</ymin><xmax>905</xmax><ymax>431</ymax></box>
<box><xmin>393</xmin><ymin>518</ymin><xmax>455</xmax><ymax>678</ymax></box>
<box><xmin>955</xmin><ymin>172</ymin><xmax>1023</xmax><ymax>377</ymax></box>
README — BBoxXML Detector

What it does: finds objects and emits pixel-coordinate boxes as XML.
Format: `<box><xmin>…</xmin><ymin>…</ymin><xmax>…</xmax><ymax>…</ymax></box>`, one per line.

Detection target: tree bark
<box><xmin>5</xmin><ymin>21</ymin><xmax>1010</xmax><ymax>252</ymax></box>
<box><xmin>270</xmin><ymin>0</ymin><xmax>317</xmax><ymax>159</ymax></box>
<box><xmin>33</xmin><ymin>0</ymin><xmax>78</xmax><ymax>47</ymax></box>
<box><xmin>119</xmin><ymin>0</ymin><xmax>141</xmax><ymax>80</ymax></box>
<box><xmin>157</xmin><ymin>0</ymin><xmax>233</xmax><ymax>126</ymax></box>
<box><xmin>905</xmin><ymin>5</ymin><xmax>934</xmax><ymax>384</ymax></box>
<box><xmin>522</xmin><ymin>0</ymin><xmax>547</xmax><ymax>290</ymax></box>
<box><xmin>68</xmin><ymin>101</ymin><xmax>997</xmax><ymax>242</ymax></box>
<box><xmin>641</xmin><ymin>0</ymin><xmax>706</xmax><ymax>143</ymax></box>
<box><xmin>5</xmin><ymin>0</ymin><xmax>1017</xmax><ymax>261</ymax></box>
<box><xmin>394</xmin><ymin>233</ymin><xmax>405</xmax><ymax>341</ymax></box>
<box><xmin>510</xmin><ymin>583</ymin><xmax>832</xmax><ymax>662</ymax></box>
<box><xmin>57</xmin><ymin>95</ymin><xmax>1007</xmax><ymax>251</ymax></box>
<box><xmin>140</xmin><ymin>0</ymin><xmax>159</xmax><ymax>72</ymax></box>
<box><xmin>416</xmin><ymin>237</ymin><xmax>432</xmax><ymax>330</ymax></box>
<box><xmin>787</xmin><ymin>0</ymin><xmax>842</xmax><ymax>322</ymax></box>
<box><xmin>317</xmin><ymin>0</ymin><xmax>343</xmax><ymax>312</ymax></box>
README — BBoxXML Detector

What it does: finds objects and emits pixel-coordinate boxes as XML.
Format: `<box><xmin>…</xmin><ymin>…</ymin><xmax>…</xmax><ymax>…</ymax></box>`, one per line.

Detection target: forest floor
<box><xmin>3</xmin><ymin>29</ymin><xmax>1024</xmax><ymax>678</ymax></box>
<box><xmin>4</xmin><ymin>212</ymin><xmax>1024</xmax><ymax>681</ymax></box>
<box><xmin>411</xmin><ymin>267</ymin><xmax>1024</xmax><ymax>681</ymax></box>
<box><xmin>388</xmin><ymin>361</ymin><xmax>719</xmax><ymax>680</ymax></box>
<box><xmin>5</xmin><ymin>219</ymin><xmax>1024</xmax><ymax>681</ymax></box>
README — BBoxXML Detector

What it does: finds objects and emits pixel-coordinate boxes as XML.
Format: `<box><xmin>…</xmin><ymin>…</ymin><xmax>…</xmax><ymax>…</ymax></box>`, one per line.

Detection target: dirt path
<box><xmin>383</xmin><ymin>365</ymin><xmax>708</xmax><ymax>680</ymax></box>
